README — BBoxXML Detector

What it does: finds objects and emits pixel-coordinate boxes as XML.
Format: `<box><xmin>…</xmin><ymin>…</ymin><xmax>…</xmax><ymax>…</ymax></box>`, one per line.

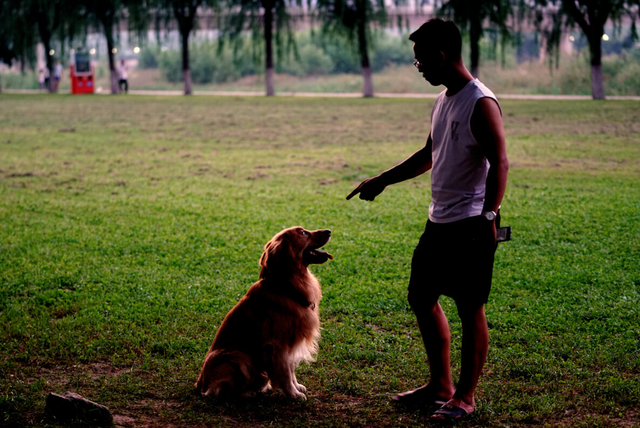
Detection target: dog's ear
<box><xmin>259</xmin><ymin>240</ymin><xmax>279</xmax><ymax>270</ymax></box>
<box><xmin>259</xmin><ymin>237</ymin><xmax>291</xmax><ymax>278</ymax></box>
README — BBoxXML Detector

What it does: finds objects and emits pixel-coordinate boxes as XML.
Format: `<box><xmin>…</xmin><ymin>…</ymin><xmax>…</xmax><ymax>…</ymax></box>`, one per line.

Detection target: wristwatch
<box><xmin>481</xmin><ymin>210</ymin><xmax>496</xmax><ymax>221</ymax></box>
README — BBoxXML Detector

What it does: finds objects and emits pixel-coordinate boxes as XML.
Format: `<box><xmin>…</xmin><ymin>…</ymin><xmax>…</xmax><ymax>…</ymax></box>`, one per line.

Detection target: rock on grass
<box><xmin>45</xmin><ymin>391</ymin><xmax>113</xmax><ymax>426</ymax></box>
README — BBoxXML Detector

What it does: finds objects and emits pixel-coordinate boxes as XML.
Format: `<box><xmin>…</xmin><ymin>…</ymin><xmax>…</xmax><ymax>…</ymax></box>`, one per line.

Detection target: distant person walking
<box><xmin>43</xmin><ymin>67</ymin><xmax>50</xmax><ymax>89</ymax></box>
<box><xmin>117</xmin><ymin>60</ymin><xmax>128</xmax><ymax>94</ymax></box>
<box><xmin>53</xmin><ymin>60</ymin><xmax>62</xmax><ymax>91</ymax></box>
<box><xmin>347</xmin><ymin>18</ymin><xmax>509</xmax><ymax>421</ymax></box>
<box><xmin>38</xmin><ymin>68</ymin><xmax>46</xmax><ymax>90</ymax></box>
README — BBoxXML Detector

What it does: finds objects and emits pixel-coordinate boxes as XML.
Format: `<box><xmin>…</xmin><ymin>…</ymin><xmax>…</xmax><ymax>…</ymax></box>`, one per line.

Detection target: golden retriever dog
<box><xmin>195</xmin><ymin>226</ymin><xmax>332</xmax><ymax>400</ymax></box>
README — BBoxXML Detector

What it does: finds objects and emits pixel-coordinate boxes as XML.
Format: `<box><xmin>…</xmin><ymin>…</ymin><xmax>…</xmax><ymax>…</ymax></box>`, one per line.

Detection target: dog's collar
<box><xmin>263</xmin><ymin>279</ymin><xmax>315</xmax><ymax>309</ymax></box>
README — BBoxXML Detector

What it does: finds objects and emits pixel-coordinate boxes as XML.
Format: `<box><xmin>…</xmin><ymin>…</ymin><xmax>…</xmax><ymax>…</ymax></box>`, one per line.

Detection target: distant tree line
<box><xmin>0</xmin><ymin>0</ymin><xmax>638</xmax><ymax>98</ymax></box>
<box><xmin>141</xmin><ymin>32</ymin><xmax>414</xmax><ymax>84</ymax></box>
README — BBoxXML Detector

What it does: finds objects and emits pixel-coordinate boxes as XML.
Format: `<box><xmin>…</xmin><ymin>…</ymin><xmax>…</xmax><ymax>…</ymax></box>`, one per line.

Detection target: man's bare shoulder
<box><xmin>473</xmin><ymin>97</ymin><xmax>502</xmax><ymax>120</ymax></box>
<box><xmin>470</xmin><ymin>97</ymin><xmax>504</xmax><ymax>149</ymax></box>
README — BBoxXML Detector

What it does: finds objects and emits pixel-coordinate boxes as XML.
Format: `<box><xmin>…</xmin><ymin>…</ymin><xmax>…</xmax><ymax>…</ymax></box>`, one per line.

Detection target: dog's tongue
<box><xmin>316</xmin><ymin>249</ymin><xmax>333</xmax><ymax>260</ymax></box>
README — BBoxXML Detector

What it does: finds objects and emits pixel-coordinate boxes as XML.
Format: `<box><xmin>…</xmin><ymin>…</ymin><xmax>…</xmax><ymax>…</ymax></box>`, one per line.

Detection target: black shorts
<box><xmin>408</xmin><ymin>216</ymin><xmax>497</xmax><ymax>308</ymax></box>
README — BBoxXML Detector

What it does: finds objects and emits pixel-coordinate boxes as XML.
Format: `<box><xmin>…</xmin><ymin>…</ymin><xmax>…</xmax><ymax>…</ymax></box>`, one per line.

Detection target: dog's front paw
<box><xmin>295</xmin><ymin>383</ymin><xmax>307</xmax><ymax>393</ymax></box>
<box><xmin>292</xmin><ymin>391</ymin><xmax>307</xmax><ymax>401</ymax></box>
<box><xmin>285</xmin><ymin>388</ymin><xmax>307</xmax><ymax>400</ymax></box>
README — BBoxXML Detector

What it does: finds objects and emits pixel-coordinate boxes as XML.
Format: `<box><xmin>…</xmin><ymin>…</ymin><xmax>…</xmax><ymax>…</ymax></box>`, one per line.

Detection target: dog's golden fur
<box><xmin>195</xmin><ymin>226</ymin><xmax>332</xmax><ymax>399</ymax></box>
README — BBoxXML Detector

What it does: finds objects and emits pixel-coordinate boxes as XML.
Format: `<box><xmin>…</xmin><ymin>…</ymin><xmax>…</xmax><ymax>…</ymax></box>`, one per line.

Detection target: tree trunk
<box><xmin>588</xmin><ymin>32</ymin><xmax>605</xmax><ymax>99</ymax></box>
<box><xmin>265</xmin><ymin>68</ymin><xmax>274</xmax><ymax>97</ymax></box>
<box><xmin>46</xmin><ymin>49</ymin><xmax>56</xmax><ymax>92</ymax></box>
<box><xmin>469</xmin><ymin>16</ymin><xmax>482</xmax><ymax>79</ymax></box>
<box><xmin>590</xmin><ymin>64</ymin><xmax>604</xmax><ymax>100</ymax></box>
<box><xmin>361</xmin><ymin>65</ymin><xmax>373</xmax><ymax>98</ymax></box>
<box><xmin>357</xmin><ymin>16</ymin><xmax>373</xmax><ymax>97</ymax></box>
<box><xmin>562</xmin><ymin>0</ymin><xmax>610</xmax><ymax>100</ymax></box>
<box><xmin>41</xmin><ymin>36</ymin><xmax>56</xmax><ymax>93</ymax></box>
<box><xmin>110</xmin><ymin>68</ymin><xmax>119</xmax><ymax>94</ymax></box>
<box><xmin>106</xmin><ymin>34</ymin><xmax>119</xmax><ymax>94</ymax></box>
<box><xmin>181</xmin><ymin>30</ymin><xmax>192</xmax><ymax>95</ymax></box>
<box><xmin>36</xmin><ymin>12</ymin><xmax>56</xmax><ymax>93</ymax></box>
<box><xmin>99</xmin><ymin>9</ymin><xmax>119</xmax><ymax>95</ymax></box>
<box><xmin>183</xmin><ymin>69</ymin><xmax>193</xmax><ymax>95</ymax></box>
<box><xmin>264</xmin><ymin>1</ymin><xmax>275</xmax><ymax>96</ymax></box>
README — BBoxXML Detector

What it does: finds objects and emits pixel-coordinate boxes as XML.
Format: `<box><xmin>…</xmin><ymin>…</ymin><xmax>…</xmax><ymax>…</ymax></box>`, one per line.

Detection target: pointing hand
<box><xmin>346</xmin><ymin>177</ymin><xmax>386</xmax><ymax>201</ymax></box>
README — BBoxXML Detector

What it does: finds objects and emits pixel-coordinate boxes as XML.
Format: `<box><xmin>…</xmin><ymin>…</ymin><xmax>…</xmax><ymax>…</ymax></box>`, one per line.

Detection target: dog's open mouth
<box><xmin>304</xmin><ymin>248</ymin><xmax>333</xmax><ymax>265</ymax></box>
<box><xmin>304</xmin><ymin>244</ymin><xmax>333</xmax><ymax>265</ymax></box>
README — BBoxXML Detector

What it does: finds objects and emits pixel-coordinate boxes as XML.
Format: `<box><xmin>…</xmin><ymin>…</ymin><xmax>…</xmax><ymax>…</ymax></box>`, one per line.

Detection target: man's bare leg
<box><xmin>446</xmin><ymin>303</ymin><xmax>488</xmax><ymax>414</ymax></box>
<box><xmin>393</xmin><ymin>301</ymin><xmax>455</xmax><ymax>403</ymax></box>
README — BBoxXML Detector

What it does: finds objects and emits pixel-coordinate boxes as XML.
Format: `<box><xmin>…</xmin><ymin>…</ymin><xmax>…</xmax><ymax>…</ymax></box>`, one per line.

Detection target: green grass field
<box><xmin>1</xmin><ymin>94</ymin><xmax>639</xmax><ymax>427</ymax></box>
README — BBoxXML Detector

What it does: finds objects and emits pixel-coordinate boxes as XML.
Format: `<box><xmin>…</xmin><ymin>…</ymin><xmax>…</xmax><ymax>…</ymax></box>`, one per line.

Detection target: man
<box><xmin>53</xmin><ymin>60</ymin><xmax>62</xmax><ymax>92</ymax></box>
<box><xmin>346</xmin><ymin>18</ymin><xmax>508</xmax><ymax>421</ymax></box>
<box><xmin>38</xmin><ymin>68</ymin><xmax>46</xmax><ymax>90</ymax></box>
<box><xmin>117</xmin><ymin>60</ymin><xmax>128</xmax><ymax>94</ymax></box>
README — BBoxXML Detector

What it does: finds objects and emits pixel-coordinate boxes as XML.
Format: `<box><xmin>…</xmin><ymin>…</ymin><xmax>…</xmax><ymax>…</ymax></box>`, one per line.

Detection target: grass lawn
<box><xmin>0</xmin><ymin>94</ymin><xmax>639</xmax><ymax>427</ymax></box>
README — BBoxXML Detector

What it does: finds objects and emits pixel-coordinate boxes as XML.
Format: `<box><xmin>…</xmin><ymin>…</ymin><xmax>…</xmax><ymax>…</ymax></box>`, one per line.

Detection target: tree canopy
<box><xmin>2</xmin><ymin>0</ymin><xmax>639</xmax><ymax>97</ymax></box>
<box><xmin>221</xmin><ymin>0</ymin><xmax>302</xmax><ymax>95</ymax></box>
<box><xmin>533</xmin><ymin>0</ymin><xmax>640</xmax><ymax>98</ymax></box>
<box><xmin>315</xmin><ymin>0</ymin><xmax>388</xmax><ymax>96</ymax></box>
<box><xmin>436</xmin><ymin>0</ymin><xmax>512</xmax><ymax>78</ymax></box>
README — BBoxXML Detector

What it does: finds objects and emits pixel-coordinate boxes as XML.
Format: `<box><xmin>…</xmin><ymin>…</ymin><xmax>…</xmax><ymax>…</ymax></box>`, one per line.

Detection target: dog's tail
<box><xmin>194</xmin><ymin>349</ymin><xmax>258</xmax><ymax>397</ymax></box>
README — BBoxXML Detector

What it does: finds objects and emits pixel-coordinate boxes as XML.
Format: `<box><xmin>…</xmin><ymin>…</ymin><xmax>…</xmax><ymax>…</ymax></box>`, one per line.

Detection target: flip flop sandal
<box><xmin>430</xmin><ymin>403</ymin><xmax>472</xmax><ymax>420</ymax></box>
<box><xmin>391</xmin><ymin>390</ymin><xmax>447</xmax><ymax>406</ymax></box>
<box><xmin>391</xmin><ymin>395</ymin><xmax>446</xmax><ymax>406</ymax></box>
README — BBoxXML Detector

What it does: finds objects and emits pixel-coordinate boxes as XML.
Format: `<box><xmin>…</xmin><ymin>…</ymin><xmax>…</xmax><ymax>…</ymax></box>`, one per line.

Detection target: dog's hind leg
<box><xmin>245</xmin><ymin>370</ymin><xmax>271</xmax><ymax>396</ymax></box>
<box><xmin>196</xmin><ymin>350</ymin><xmax>254</xmax><ymax>398</ymax></box>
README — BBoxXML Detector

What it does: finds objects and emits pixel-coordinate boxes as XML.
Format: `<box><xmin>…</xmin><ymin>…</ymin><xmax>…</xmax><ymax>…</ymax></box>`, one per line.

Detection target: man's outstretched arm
<box><xmin>347</xmin><ymin>134</ymin><xmax>433</xmax><ymax>201</ymax></box>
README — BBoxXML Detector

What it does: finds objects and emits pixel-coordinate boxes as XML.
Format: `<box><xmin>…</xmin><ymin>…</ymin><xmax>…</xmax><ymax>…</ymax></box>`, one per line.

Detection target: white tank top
<box><xmin>429</xmin><ymin>79</ymin><xmax>501</xmax><ymax>223</ymax></box>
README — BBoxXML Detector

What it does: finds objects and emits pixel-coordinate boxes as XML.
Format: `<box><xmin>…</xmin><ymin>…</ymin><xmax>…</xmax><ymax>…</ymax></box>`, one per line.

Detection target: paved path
<box><xmin>4</xmin><ymin>88</ymin><xmax>640</xmax><ymax>100</ymax></box>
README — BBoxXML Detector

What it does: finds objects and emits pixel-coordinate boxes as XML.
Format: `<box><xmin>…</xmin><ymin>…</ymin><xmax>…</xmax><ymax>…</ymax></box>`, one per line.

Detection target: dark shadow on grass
<box><xmin>188</xmin><ymin>389</ymin><xmax>315</xmax><ymax>425</ymax></box>
<box><xmin>391</xmin><ymin>399</ymin><xmax>491</xmax><ymax>427</ymax></box>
